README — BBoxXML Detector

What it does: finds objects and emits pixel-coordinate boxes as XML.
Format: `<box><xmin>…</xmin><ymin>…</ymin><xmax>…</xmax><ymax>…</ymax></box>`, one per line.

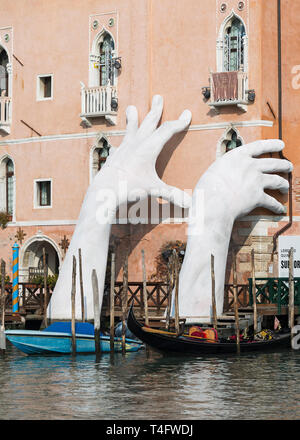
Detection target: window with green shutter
<box><xmin>223</xmin><ymin>18</ymin><xmax>246</xmax><ymax>72</ymax></box>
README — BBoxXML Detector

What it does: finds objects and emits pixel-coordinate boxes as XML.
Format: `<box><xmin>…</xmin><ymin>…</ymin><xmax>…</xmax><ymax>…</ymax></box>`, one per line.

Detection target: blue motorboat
<box><xmin>5</xmin><ymin>321</ymin><xmax>143</xmax><ymax>355</ymax></box>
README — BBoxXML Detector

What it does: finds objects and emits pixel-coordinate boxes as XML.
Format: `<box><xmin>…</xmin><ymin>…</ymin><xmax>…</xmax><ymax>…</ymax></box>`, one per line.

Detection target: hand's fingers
<box><xmin>136</xmin><ymin>95</ymin><xmax>164</xmax><ymax>141</ymax></box>
<box><xmin>152</xmin><ymin>182</ymin><xmax>192</xmax><ymax>209</ymax></box>
<box><xmin>123</xmin><ymin>105</ymin><xmax>139</xmax><ymax>144</ymax></box>
<box><xmin>244</xmin><ymin>139</ymin><xmax>285</xmax><ymax>157</ymax></box>
<box><xmin>256</xmin><ymin>158</ymin><xmax>293</xmax><ymax>174</ymax></box>
<box><xmin>262</xmin><ymin>174</ymin><xmax>289</xmax><ymax>194</ymax></box>
<box><xmin>144</xmin><ymin>110</ymin><xmax>192</xmax><ymax>157</ymax></box>
<box><xmin>260</xmin><ymin>193</ymin><xmax>287</xmax><ymax>214</ymax></box>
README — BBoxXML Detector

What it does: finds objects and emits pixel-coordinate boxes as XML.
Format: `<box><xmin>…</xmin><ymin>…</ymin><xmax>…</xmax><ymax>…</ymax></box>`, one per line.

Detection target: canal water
<box><xmin>0</xmin><ymin>341</ymin><xmax>300</xmax><ymax>420</ymax></box>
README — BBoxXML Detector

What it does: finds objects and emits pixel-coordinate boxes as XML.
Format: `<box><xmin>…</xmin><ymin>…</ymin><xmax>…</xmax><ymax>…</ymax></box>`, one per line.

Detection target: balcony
<box><xmin>0</xmin><ymin>96</ymin><xmax>12</xmax><ymax>134</ymax></box>
<box><xmin>208</xmin><ymin>71</ymin><xmax>251</xmax><ymax>113</ymax></box>
<box><xmin>80</xmin><ymin>81</ymin><xmax>117</xmax><ymax>126</ymax></box>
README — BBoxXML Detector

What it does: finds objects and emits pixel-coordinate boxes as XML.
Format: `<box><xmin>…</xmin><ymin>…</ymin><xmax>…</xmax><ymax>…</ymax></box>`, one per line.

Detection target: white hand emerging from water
<box><xmin>49</xmin><ymin>96</ymin><xmax>191</xmax><ymax>321</ymax></box>
<box><xmin>179</xmin><ymin>139</ymin><xmax>293</xmax><ymax>321</ymax></box>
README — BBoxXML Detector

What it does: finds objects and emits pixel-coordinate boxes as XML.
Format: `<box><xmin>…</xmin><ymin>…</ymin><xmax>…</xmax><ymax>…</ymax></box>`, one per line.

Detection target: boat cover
<box><xmin>42</xmin><ymin>321</ymin><xmax>95</xmax><ymax>335</ymax></box>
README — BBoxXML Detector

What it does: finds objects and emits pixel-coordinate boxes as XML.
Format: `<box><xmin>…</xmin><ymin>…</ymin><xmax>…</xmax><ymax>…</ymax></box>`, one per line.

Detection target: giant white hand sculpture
<box><xmin>178</xmin><ymin>139</ymin><xmax>293</xmax><ymax>321</ymax></box>
<box><xmin>48</xmin><ymin>96</ymin><xmax>192</xmax><ymax>320</ymax></box>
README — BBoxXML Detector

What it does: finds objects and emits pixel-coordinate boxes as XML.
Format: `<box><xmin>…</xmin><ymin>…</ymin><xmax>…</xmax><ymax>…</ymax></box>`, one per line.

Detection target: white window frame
<box><xmin>36</xmin><ymin>74</ymin><xmax>54</xmax><ymax>101</ymax></box>
<box><xmin>34</xmin><ymin>178</ymin><xmax>52</xmax><ymax>209</ymax></box>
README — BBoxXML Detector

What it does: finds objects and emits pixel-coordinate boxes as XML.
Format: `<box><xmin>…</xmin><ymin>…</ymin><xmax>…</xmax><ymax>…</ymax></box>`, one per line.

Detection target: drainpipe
<box><xmin>272</xmin><ymin>0</ymin><xmax>293</xmax><ymax>257</ymax></box>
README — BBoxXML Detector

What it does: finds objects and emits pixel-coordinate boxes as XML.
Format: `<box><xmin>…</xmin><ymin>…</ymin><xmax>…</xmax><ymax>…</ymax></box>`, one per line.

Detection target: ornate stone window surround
<box><xmin>216</xmin><ymin>125</ymin><xmax>244</xmax><ymax>158</ymax></box>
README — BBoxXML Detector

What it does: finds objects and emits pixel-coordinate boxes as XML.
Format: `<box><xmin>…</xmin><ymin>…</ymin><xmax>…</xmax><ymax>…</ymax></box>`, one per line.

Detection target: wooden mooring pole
<box><xmin>165</xmin><ymin>254</ymin><xmax>174</xmax><ymax>330</ymax></box>
<box><xmin>173</xmin><ymin>250</ymin><xmax>180</xmax><ymax>335</ymax></box>
<box><xmin>78</xmin><ymin>248</ymin><xmax>85</xmax><ymax>322</ymax></box>
<box><xmin>43</xmin><ymin>247</ymin><xmax>48</xmax><ymax>328</ymax></box>
<box><xmin>142</xmin><ymin>250</ymin><xmax>150</xmax><ymax>356</ymax></box>
<box><xmin>122</xmin><ymin>255</ymin><xmax>128</xmax><ymax>355</ymax></box>
<box><xmin>211</xmin><ymin>254</ymin><xmax>218</xmax><ymax>330</ymax></box>
<box><xmin>0</xmin><ymin>259</ymin><xmax>6</xmax><ymax>353</ymax></box>
<box><xmin>232</xmin><ymin>251</ymin><xmax>240</xmax><ymax>354</ymax></box>
<box><xmin>110</xmin><ymin>253</ymin><xmax>115</xmax><ymax>353</ymax></box>
<box><xmin>141</xmin><ymin>250</ymin><xmax>149</xmax><ymax>326</ymax></box>
<box><xmin>92</xmin><ymin>269</ymin><xmax>101</xmax><ymax>358</ymax></box>
<box><xmin>289</xmin><ymin>247</ymin><xmax>295</xmax><ymax>346</ymax></box>
<box><xmin>251</xmin><ymin>249</ymin><xmax>258</xmax><ymax>335</ymax></box>
<box><xmin>71</xmin><ymin>255</ymin><xmax>77</xmax><ymax>356</ymax></box>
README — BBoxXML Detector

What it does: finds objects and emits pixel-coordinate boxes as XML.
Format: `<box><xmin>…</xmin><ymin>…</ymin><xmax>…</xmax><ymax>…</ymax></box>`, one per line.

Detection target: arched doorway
<box><xmin>20</xmin><ymin>236</ymin><xmax>62</xmax><ymax>283</ymax></box>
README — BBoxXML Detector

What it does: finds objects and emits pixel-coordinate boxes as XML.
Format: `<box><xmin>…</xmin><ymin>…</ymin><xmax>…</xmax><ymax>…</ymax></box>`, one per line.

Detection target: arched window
<box><xmin>223</xmin><ymin>17</ymin><xmax>246</xmax><ymax>72</ymax></box>
<box><xmin>0</xmin><ymin>156</ymin><xmax>15</xmax><ymax>218</ymax></box>
<box><xmin>91</xmin><ymin>137</ymin><xmax>111</xmax><ymax>180</ymax></box>
<box><xmin>99</xmin><ymin>33</ymin><xmax>115</xmax><ymax>86</ymax></box>
<box><xmin>224</xmin><ymin>129</ymin><xmax>242</xmax><ymax>152</ymax></box>
<box><xmin>217</xmin><ymin>128</ymin><xmax>243</xmax><ymax>158</ymax></box>
<box><xmin>5</xmin><ymin>159</ymin><xmax>14</xmax><ymax>214</ymax></box>
<box><xmin>0</xmin><ymin>48</ymin><xmax>8</xmax><ymax>96</ymax></box>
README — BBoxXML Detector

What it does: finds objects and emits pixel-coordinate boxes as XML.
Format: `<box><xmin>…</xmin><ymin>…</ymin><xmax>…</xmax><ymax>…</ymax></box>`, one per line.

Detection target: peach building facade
<box><xmin>0</xmin><ymin>0</ymin><xmax>299</xmax><ymax>286</ymax></box>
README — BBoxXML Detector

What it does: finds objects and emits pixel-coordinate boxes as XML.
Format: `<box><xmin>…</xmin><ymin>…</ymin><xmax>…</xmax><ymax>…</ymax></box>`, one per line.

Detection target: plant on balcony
<box><xmin>150</xmin><ymin>240</ymin><xmax>186</xmax><ymax>281</ymax></box>
<box><xmin>30</xmin><ymin>273</ymin><xmax>58</xmax><ymax>289</ymax></box>
<box><xmin>0</xmin><ymin>211</ymin><xmax>11</xmax><ymax>229</ymax></box>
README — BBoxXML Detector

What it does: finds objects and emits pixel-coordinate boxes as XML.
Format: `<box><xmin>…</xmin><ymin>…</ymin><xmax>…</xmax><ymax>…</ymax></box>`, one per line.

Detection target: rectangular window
<box><xmin>34</xmin><ymin>179</ymin><xmax>52</xmax><ymax>208</ymax></box>
<box><xmin>37</xmin><ymin>74</ymin><xmax>53</xmax><ymax>100</ymax></box>
<box><xmin>39</xmin><ymin>181</ymin><xmax>51</xmax><ymax>206</ymax></box>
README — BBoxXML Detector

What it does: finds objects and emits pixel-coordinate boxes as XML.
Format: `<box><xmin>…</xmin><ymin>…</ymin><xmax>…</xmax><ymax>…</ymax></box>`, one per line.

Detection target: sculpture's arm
<box><xmin>48</xmin><ymin>96</ymin><xmax>192</xmax><ymax>321</ymax></box>
<box><xmin>178</xmin><ymin>139</ymin><xmax>293</xmax><ymax>321</ymax></box>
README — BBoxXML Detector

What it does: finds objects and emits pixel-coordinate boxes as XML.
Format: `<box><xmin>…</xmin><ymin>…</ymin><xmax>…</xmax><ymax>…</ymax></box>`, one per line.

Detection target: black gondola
<box><xmin>127</xmin><ymin>305</ymin><xmax>291</xmax><ymax>354</ymax></box>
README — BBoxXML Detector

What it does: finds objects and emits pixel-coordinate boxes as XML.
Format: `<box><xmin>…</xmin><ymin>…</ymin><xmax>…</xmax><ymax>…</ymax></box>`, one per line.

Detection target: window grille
<box><xmin>97</xmin><ymin>140</ymin><xmax>110</xmax><ymax>170</ymax></box>
<box><xmin>99</xmin><ymin>34</ymin><xmax>115</xmax><ymax>86</ymax></box>
<box><xmin>225</xmin><ymin>129</ymin><xmax>242</xmax><ymax>152</ymax></box>
<box><xmin>223</xmin><ymin>18</ymin><xmax>245</xmax><ymax>72</ymax></box>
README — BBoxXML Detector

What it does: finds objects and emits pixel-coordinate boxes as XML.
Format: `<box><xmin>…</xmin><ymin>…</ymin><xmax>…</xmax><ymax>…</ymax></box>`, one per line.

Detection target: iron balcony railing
<box><xmin>249</xmin><ymin>277</ymin><xmax>300</xmax><ymax>314</ymax></box>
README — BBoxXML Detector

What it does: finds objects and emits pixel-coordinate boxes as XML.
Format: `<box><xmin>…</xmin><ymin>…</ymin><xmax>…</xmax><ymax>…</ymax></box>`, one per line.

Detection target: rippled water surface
<box><xmin>0</xmin><ymin>341</ymin><xmax>300</xmax><ymax>420</ymax></box>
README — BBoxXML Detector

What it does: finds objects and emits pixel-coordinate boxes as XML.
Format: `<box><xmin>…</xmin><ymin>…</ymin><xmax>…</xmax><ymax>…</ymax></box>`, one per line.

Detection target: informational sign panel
<box><xmin>278</xmin><ymin>236</ymin><xmax>300</xmax><ymax>277</ymax></box>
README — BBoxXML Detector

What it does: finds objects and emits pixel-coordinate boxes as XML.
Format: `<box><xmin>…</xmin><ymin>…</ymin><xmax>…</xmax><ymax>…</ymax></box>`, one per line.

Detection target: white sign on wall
<box><xmin>278</xmin><ymin>236</ymin><xmax>300</xmax><ymax>277</ymax></box>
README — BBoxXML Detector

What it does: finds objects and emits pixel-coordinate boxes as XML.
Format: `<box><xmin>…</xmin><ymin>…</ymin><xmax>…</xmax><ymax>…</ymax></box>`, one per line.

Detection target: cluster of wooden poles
<box><xmin>210</xmin><ymin>247</ymin><xmax>296</xmax><ymax>354</ymax></box>
<box><xmin>69</xmin><ymin>246</ymin><xmax>181</xmax><ymax>357</ymax></box>
<box><xmin>249</xmin><ymin>247</ymin><xmax>296</xmax><ymax>349</ymax></box>
<box><xmin>69</xmin><ymin>248</ymin><xmax>153</xmax><ymax>357</ymax></box>
<box><xmin>1</xmin><ymin>244</ymin><xmax>297</xmax><ymax>356</ymax></box>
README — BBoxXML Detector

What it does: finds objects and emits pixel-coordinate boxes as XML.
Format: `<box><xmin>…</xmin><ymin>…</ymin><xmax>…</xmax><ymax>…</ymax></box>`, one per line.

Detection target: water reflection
<box><xmin>0</xmin><ymin>341</ymin><xmax>300</xmax><ymax>420</ymax></box>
